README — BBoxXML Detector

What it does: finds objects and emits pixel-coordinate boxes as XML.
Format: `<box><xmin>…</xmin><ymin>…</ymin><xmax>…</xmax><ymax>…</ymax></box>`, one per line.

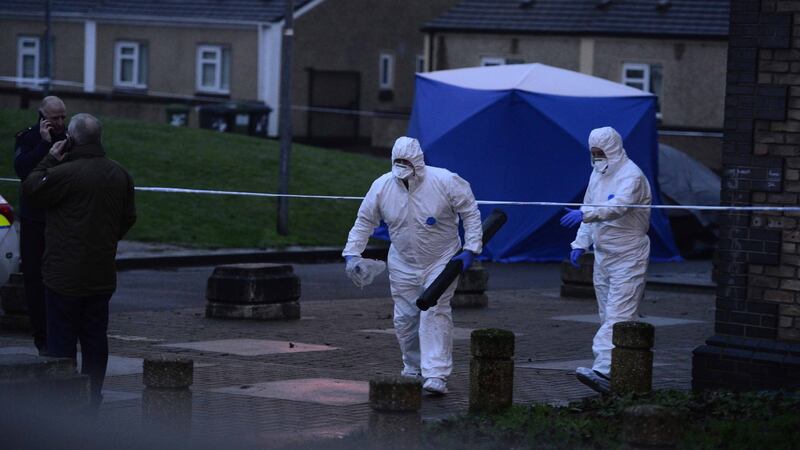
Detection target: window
<box><xmin>196</xmin><ymin>45</ymin><xmax>231</xmax><ymax>94</ymax></box>
<box><xmin>114</xmin><ymin>41</ymin><xmax>147</xmax><ymax>89</ymax></box>
<box><xmin>379</xmin><ymin>53</ymin><xmax>394</xmax><ymax>89</ymax></box>
<box><xmin>481</xmin><ymin>57</ymin><xmax>525</xmax><ymax>67</ymax></box>
<box><xmin>416</xmin><ymin>54</ymin><xmax>426</xmax><ymax>73</ymax></box>
<box><xmin>622</xmin><ymin>62</ymin><xmax>663</xmax><ymax>117</ymax></box>
<box><xmin>481</xmin><ymin>57</ymin><xmax>506</xmax><ymax>67</ymax></box>
<box><xmin>17</xmin><ymin>36</ymin><xmax>41</xmax><ymax>88</ymax></box>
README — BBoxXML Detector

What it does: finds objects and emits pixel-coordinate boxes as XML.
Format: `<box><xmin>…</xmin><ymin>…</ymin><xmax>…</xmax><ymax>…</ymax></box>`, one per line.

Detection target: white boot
<box><xmin>575</xmin><ymin>367</ymin><xmax>610</xmax><ymax>394</ymax></box>
<box><xmin>423</xmin><ymin>377</ymin><xmax>448</xmax><ymax>395</ymax></box>
<box><xmin>400</xmin><ymin>369</ymin><xmax>423</xmax><ymax>383</ymax></box>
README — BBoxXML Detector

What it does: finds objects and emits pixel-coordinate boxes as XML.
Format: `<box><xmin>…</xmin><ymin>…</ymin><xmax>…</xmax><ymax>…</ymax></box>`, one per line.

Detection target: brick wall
<box><xmin>717</xmin><ymin>0</ymin><xmax>799</xmax><ymax>343</ymax></box>
<box><xmin>688</xmin><ymin>0</ymin><xmax>800</xmax><ymax>391</ymax></box>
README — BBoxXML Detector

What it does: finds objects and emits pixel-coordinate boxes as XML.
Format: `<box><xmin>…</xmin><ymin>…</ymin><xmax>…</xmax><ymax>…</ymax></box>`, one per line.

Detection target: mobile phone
<box><xmin>38</xmin><ymin>111</ymin><xmax>56</xmax><ymax>139</ymax></box>
<box><xmin>63</xmin><ymin>134</ymin><xmax>74</xmax><ymax>153</ymax></box>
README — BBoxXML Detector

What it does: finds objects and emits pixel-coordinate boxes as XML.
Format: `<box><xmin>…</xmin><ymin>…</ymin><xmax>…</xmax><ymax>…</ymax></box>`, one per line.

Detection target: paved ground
<box><xmin>0</xmin><ymin>243</ymin><xmax>715</xmax><ymax>448</ymax></box>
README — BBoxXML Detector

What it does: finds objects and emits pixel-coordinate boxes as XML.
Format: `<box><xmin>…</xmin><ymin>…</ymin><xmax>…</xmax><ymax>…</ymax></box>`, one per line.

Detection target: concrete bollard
<box><xmin>0</xmin><ymin>273</ymin><xmax>31</xmax><ymax>332</ymax></box>
<box><xmin>142</xmin><ymin>356</ymin><xmax>193</xmax><ymax>432</ymax></box>
<box><xmin>623</xmin><ymin>404</ymin><xmax>680</xmax><ymax>449</ymax></box>
<box><xmin>560</xmin><ymin>252</ymin><xmax>596</xmax><ymax>299</ymax></box>
<box><xmin>368</xmin><ymin>376</ymin><xmax>421</xmax><ymax>449</ymax></box>
<box><xmin>611</xmin><ymin>321</ymin><xmax>655</xmax><ymax>395</ymax></box>
<box><xmin>205</xmin><ymin>263</ymin><xmax>301</xmax><ymax>320</ymax></box>
<box><xmin>469</xmin><ymin>328</ymin><xmax>514</xmax><ymax>413</ymax></box>
<box><xmin>452</xmin><ymin>261</ymin><xmax>489</xmax><ymax>308</ymax></box>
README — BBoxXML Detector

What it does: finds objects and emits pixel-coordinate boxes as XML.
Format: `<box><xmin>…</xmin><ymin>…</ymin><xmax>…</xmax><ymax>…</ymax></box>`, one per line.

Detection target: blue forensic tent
<box><xmin>406</xmin><ymin>63</ymin><xmax>680</xmax><ymax>262</ymax></box>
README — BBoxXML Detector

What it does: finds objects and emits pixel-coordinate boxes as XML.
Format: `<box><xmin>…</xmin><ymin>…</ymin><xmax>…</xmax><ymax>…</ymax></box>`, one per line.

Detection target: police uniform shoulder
<box><xmin>14</xmin><ymin>126</ymin><xmax>35</xmax><ymax>140</ymax></box>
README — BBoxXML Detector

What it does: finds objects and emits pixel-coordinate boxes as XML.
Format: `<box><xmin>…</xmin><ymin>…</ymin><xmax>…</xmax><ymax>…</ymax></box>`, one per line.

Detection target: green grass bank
<box><xmin>1</xmin><ymin>108</ymin><xmax>388</xmax><ymax>248</ymax></box>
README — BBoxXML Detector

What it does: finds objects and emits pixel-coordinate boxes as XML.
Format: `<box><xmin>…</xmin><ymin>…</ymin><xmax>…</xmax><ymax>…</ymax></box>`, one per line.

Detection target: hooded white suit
<box><xmin>343</xmin><ymin>137</ymin><xmax>482</xmax><ymax>381</ymax></box>
<box><xmin>571</xmin><ymin>127</ymin><xmax>652</xmax><ymax>376</ymax></box>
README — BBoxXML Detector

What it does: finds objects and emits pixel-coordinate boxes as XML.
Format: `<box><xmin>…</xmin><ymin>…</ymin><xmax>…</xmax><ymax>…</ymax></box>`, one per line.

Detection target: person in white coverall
<box><xmin>343</xmin><ymin>136</ymin><xmax>482</xmax><ymax>395</ymax></box>
<box><xmin>560</xmin><ymin>126</ymin><xmax>651</xmax><ymax>394</ymax></box>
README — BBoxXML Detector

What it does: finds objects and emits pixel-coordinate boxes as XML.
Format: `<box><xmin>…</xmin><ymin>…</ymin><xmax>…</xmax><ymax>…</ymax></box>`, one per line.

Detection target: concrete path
<box><xmin>0</xmin><ymin>241</ymin><xmax>715</xmax><ymax>448</ymax></box>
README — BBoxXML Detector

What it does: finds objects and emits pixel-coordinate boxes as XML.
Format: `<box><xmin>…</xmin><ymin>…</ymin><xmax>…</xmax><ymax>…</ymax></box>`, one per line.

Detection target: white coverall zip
<box><xmin>343</xmin><ymin>137</ymin><xmax>482</xmax><ymax>380</ymax></box>
<box><xmin>571</xmin><ymin>127</ymin><xmax>652</xmax><ymax>376</ymax></box>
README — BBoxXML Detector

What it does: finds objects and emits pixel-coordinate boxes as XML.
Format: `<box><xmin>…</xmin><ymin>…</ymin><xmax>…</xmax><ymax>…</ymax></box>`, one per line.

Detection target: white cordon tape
<box><xmin>1</xmin><ymin>177</ymin><xmax>799</xmax><ymax>212</ymax></box>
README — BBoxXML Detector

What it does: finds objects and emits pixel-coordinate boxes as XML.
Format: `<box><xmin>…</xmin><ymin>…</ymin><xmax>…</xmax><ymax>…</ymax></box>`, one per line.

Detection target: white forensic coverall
<box><xmin>343</xmin><ymin>137</ymin><xmax>482</xmax><ymax>380</ymax></box>
<box><xmin>571</xmin><ymin>127</ymin><xmax>652</xmax><ymax>376</ymax></box>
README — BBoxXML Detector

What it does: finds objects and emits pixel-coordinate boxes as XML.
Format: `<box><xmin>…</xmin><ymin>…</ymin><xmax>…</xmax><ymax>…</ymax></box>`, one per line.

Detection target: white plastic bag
<box><xmin>345</xmin><ymin>257</ymin><xmax>386</xmax><ymax>288</ymax></box>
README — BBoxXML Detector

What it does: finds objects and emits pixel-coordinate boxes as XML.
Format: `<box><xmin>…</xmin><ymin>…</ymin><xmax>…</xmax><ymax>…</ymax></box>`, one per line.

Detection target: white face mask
<box><xmin>592</xmin><ymin>157</ymin><xmax>608</xmax><ymax>174</ymax></box>
<box><xmin>392</xmin><ymin>162</ymin><xmax>414</xmax><ymax>180</ymax></box>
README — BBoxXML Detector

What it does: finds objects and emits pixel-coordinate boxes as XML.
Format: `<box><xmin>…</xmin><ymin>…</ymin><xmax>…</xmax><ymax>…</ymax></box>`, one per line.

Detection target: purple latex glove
<box><xmin>570</xmin><ymin>248</ymin><xmax>586</xmax><ymax>268</ymax></box>
<box><xmin>560</xmin><ymin>208</ymin><xmax>584</xmax><ymax>228</ymax></box>
<box><xmin>451</xmin><ymin>250</ymin><xmax>474</xmax><ymax>272</ymax></box>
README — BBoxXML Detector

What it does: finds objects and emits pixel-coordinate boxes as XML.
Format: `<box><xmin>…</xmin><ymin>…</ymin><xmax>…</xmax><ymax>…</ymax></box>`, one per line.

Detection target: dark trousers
<box><xmin>20</xmin><ymin>219</ymin><xmax>46</xmax><ymax>352</ymax></box>
<box><xmin>45</xmin><ymin>287</ymin><xmax>112</xmax><ymax>406</ymax></box>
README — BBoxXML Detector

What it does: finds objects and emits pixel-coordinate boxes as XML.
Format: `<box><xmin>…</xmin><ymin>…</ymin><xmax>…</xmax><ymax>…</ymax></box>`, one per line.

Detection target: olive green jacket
<box><xmin>22</xmin><ymin>143</ymin><xmax>136</xmax><ymax>296</ymax></box>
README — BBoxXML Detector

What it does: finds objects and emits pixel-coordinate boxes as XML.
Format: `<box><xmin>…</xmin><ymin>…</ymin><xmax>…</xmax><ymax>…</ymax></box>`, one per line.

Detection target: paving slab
<box><xmin>158</xmin><ymin>338</ymin><xmax>339</xmax><ymax>356</ymax></box>
<box><xmin>210</xmin><ymin>378</ymin><xmax>369</xmax><ymax>406</ymax></box>
<box><xmin>358</xmin><ymin>327</ymin><xmax>476</xmax><ymax>341</ymax></box>
<box><xmin>517</xmin><ymin>358</ymin><xmax>670</xmax><ymax>371</ymax></box>
<box><xmin>550</xmin><ymin>314</ymin><xmax>705</xmax><ymax>327</ymax></box>
<box><xmin>358</xmin><ymin>327</ymin><xmax>523</xmax><ymax>341</ymax></box>
<box><xmin>108</xmin><ymin>334</ymin><xmax>165</xmax><ymax>343</ymax></box>
<box><xmin>103</xmin><ymin>390</ymin><xmax>141</xmax><ymax>403</ymax></box>
<box><xmin>0</xmin><ymin>346</ymin><xmax>212</xmax><ymax>376</ymax></box>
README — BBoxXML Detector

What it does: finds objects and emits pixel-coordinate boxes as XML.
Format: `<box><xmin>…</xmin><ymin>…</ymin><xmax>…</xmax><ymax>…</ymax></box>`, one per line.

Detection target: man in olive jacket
<box><xmin>22</xmin><ymin>113</ymin><xmax>136</xmax><ymax>408</ymax></box>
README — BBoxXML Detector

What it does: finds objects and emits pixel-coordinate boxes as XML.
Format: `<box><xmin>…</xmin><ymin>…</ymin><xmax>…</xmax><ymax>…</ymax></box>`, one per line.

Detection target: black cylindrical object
<box><xmin>416</xmin><ymin>209</ymin><xmax>507</xmax><ymax>311</ymax></box>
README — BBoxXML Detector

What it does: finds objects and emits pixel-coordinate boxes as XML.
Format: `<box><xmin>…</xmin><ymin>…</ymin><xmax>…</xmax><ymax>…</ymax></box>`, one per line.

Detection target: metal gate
<box><xmin>306</xmin><ymin>69</ymin><xmax>360</xmax><ymax>143</ymax></box>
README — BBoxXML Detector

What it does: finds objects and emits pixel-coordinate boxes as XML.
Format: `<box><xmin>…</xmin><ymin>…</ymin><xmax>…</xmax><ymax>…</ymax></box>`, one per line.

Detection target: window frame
<box><xmin>196</xmin><ymin>45</ymin><xmax>231</xmax><ymax>95</ymax></box>
<box><xmin>17</xmin><ymin>36</ymin><xmax>41</xmax><ymax>88</ymax></box>
<box><xmin>114</xmin><ymin>40</ymin><xmax>147</xmax><ymax>89</ymax></box>
<box><xmin>416</xmin><ymin>54</ymin><xmax>426</xmax><ymax>73</ymax></box>
<box><xmin>622</xmin><ymin>62</ymin><xmax>650</xmax><ymax>92</ymax></box>
<box><xmin>378</xmin><ymin>52</ymin><xmax>395</xmax><ymax>90</ymax></box>
<box><xmin>622</xmin><ymin>62</ymin><xmax>662</xmax><ymax>119</ymax></box>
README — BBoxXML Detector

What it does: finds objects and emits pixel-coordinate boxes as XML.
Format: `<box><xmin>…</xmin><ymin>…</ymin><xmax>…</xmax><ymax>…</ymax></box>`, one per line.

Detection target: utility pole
<box><xmin>276</xmin><ymin>0</ymin><xmax>294</xmax><ymax>235</ymax></box>
<box><xmin>43</xmin><ymin>0</ymin><xmax>51</xmax><ymax>95</ymax></box>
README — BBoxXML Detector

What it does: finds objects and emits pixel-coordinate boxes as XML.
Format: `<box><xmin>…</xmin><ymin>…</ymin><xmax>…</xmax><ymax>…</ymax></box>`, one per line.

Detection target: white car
<box><xmin>0</xmin><ymin>194</ymin><xmax>20</xmax><ymax>285</ymax></box>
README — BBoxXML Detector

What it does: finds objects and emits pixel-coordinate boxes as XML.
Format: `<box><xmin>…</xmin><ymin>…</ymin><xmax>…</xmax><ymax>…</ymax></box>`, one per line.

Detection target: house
<box><xmin>289</xmin><ymin>0</ymin><xmax>460</xmax><ymax>148</ymax></box>
<box><xmin>0</xmin><ymin>0</ymin><xmax>323</xmax><ymax>136</ymax></box>
<box><xmin>421</xmin><ymin>0</ymin><xmax>729</xmax><ymax>170</ymax></box>
<box><xmin>0</xmin><ymin>0</ymin><xmax>460</xmax><ymax>146</ymax></box>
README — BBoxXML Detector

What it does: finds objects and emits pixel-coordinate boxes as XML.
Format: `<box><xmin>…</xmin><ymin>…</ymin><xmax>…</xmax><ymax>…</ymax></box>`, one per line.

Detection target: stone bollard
<box><xmin>0</xmin><ymin>353</ymin><xmax>89</xmax><ymax>411</ymax></box>
<box><xmin>623</xmin><ymin>404</ymin><xmax>680</xmax><ymax>449</ymax></box>
<box><xmin>205</xmin><ymin>263</ymin><xmax>301</xmax><ymax>320</ymax></box>
<box><xmin>560</xmin><ymin>252</ymin><xmax>595</xmax><ymax>299</ymax></box>
<box><xmin>469</xmin><ymin>328</ymin><xmax>514</xmax><ymax>413</ymax></box>
<box><xmin>368</xmin><ymin>376</ymin><xmax>421</xmax><ymax>449</ymax></box>
<box><xmin>452</xmin><ymin>261</ymin><xmax>489</xmax><ymax>308</ymax></box>
<box><xmin>611</xmin><ymin>321</ymin><xmax>655</xmax><ymax>395</ymax></box>
<box><xmin>0</xmin><ymin>273</ymin><xmax>31</xmax><ymax>332</ymax></box>
<box><xmin>142</xmin><ymin>356</ymin><xmax>193</xmax><ymax>433</ymax></box>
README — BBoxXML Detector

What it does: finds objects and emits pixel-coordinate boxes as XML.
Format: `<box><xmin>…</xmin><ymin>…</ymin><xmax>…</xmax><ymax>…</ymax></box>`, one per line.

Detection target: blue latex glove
<box><xmin>344</xmin><ymin>255</ymin><xmax>360</xmax><ymax>273</ymax></box>
<box><xmin>569</xmin><ymin>248</ymin><xmax>586</xmax><ymax>268</ymax></box>
<box><xmin>560</xmin><ymin>208</ymin><xmax>583</xmax><ymax>228</ymax></box>
<box><xmin>451</xmin><ymin>250</ymin><xmax>474</xmax><ymax>272</ymax></box>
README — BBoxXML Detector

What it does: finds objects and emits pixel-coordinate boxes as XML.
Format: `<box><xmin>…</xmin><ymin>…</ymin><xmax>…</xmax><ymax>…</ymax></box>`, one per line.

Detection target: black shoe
<box><xmin>575</xmin><ymin>367</ymin><xmax>610</xmax><ymax>395</ymax></box>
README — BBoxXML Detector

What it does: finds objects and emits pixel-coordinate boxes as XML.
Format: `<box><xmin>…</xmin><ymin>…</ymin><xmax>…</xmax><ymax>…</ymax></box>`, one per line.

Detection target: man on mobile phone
<box><xmin>23</xmin><ymin>113</ymin><xmax>136</xmax><ymax>410</ymax></box>
<box><xmin>13</xmin><ymin>95</ymin><xmax>67</xmax><ymax>355</ymax></box>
